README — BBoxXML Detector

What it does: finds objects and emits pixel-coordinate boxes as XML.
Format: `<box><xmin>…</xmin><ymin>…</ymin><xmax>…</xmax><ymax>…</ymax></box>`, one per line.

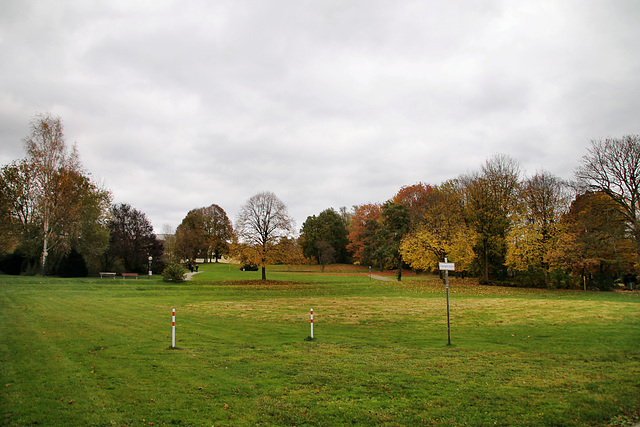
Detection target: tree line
<box><xmin>305</xmin><ymin>145</ymin><xmax>639</xmax><ymax>289</ymax></box>
<box><xmin>1</xmin><ymin>114</ymin><xmax>638</xmax><ymax>288</ymax></box>
<box><xmin>0</xmin><ymin>114</ymin><xmax>163</xmax><ymax>276</ymax></box>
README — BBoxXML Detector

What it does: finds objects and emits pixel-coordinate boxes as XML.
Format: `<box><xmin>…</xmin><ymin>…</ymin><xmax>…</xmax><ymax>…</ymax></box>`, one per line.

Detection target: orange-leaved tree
<box><xmin>347</xmin><ymin>203</ymin><xmax>382</xmax><ymax>267</ymax></box>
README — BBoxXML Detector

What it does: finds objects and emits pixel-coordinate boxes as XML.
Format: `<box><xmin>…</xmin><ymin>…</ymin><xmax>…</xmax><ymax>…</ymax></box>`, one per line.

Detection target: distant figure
<box><xmin>195</xmin><ymin>265</ymin><xmax>199</xmax><ymax>272</ymax></box>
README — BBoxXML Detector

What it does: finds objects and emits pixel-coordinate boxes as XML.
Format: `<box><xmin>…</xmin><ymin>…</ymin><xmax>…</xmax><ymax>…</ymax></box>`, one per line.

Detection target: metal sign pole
<box><xmin>446</xmin><ymin>268</ymin><xmax>451</xmax><ymax>346</ymax></box>
<box><xmin>439</xmin><ymin>257</ymin><xmax>454</xmax><ymax>346</ymax></box>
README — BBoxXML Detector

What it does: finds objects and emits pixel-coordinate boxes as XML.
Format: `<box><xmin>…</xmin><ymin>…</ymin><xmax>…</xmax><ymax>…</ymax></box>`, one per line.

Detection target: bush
<box><xmin>591</xmin><ymin>273</ymin><xmax>615</xmax><ymax>291</ymax></box>
<box><xmin>162</xmin><ymin>263</ymin><xmax>186</xmax><ymax>282</ymax></box>
<box><xmin>0</xmin><ymin>252</ymin><xmax>27</xmax><ymax>275</ymax></box>
<box><xmin>58</xmin><ymin>249</ymin><xmax>88</xmax><ymax>277</ymax></box>
<box><xmin>549</xmin><ymin>269</ymin><xmax>577</xmax><ymax>289</ymax></box>
<box><xmin>240</xmin><ymin>263</ymin><xmax>259</xmax><ymax>271</ymax></box>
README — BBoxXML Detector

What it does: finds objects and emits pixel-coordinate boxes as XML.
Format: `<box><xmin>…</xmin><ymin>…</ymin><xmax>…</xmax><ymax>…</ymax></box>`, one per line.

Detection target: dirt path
<box><xmin>370</xmin><ymin>274</ymin><xmax>395</xmax><ymax>281</ymax></box>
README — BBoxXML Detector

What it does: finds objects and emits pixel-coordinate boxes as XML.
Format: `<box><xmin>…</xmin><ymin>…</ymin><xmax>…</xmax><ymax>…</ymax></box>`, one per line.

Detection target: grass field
<box><xmin>1</xmin><ymin>263</ymin><xmax>639</xmax><ymax>426</ymax></box>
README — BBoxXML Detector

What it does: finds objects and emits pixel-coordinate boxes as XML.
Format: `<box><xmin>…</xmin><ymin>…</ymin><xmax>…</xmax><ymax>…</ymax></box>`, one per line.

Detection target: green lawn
<box><xmin>1</xmin><ymin>263</ymin><xmax>639</xmax><ymax>426</ymax></box>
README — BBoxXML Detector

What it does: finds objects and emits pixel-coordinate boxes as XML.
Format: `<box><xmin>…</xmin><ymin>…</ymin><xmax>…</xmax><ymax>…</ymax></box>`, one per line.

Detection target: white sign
<box><xmin>439</xmin><ymin>262</ymin><xmax>455</xmax><ymax>271</ymax></box>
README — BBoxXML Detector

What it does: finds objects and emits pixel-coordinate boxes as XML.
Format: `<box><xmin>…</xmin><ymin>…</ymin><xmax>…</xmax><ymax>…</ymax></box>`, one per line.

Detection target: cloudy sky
<box><xmin>1</xmin><ymin>0</ymin><xmax>639</xmax><ymax>232</ymax></box>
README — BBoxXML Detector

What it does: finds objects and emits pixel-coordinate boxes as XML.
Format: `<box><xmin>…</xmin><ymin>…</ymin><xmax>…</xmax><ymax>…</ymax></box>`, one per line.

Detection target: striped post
<box><xmin>310</xmin><ymin>308</ymin><xmax>314</xmax><ymax>339</ymax></box>
<box><xmin>171</xmin><ymin>309</ymin><xmax>176</xmax><ymax>348</ymax></box>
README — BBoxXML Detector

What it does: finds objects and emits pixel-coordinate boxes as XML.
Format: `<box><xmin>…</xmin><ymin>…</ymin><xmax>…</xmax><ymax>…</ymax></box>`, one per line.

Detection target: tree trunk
<box><xmin>41</xmin><ymin>216</ymin><xmax>49</xmax><ymax>277</ymax></box>
<box><xmin>261</xmin><ymin>265</ymin><xmax>266</xmax><ymax>281</ymax></box>
<box><xmin>41</xmin><ymin>234</ymin><xmax>48</xmax><ymax>277</ymax></box>
<box><xmin>483</xmin><ymin>244</ymin><xmax>489</xmax><ymax>283</ymax></box>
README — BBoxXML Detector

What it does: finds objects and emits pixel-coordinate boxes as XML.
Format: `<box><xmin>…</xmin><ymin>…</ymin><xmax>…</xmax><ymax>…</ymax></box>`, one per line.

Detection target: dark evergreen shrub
<box><xmin>0</xmin><ymin>252</ymin><xmax>27</xmax><ymax>275</ymax></box>
<box><xmin>58</xmin><ymin>249</ymin><xmax>88</xmax><ymax>277</ymax></box>
<box><xmin>591</xmin><ymin>273</ymin><xmax>614</xmax><ymax>291</ymax></box>
<box><xmin>240</xmin><ymin>263</ymin><xmax>259</xmax><ymax>271</ymax></box>
<box><xmin>162</xmin><ymin>263</ymin><xmax>186</xmax><ymax>282</ymax></box>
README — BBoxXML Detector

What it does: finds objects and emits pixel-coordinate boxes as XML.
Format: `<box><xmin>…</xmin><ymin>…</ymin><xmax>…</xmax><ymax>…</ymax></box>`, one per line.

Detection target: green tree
<box><xmin>106</xmin><ymin>203</ymin><xmax>163</xmax><ymax>274</ymax></box>
<box><xmin>378</xmin><ymin>202</ymin><xmax>411</xmax><ymax>280</ymax></box>
<box><xmin>300</xmin><ymin>208</ymin><xmax>349</xmax><ymax>266</ymax></box>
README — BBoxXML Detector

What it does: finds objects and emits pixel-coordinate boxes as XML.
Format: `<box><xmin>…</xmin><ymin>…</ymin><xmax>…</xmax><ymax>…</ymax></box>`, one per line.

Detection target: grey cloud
<box><xmin>1</xmin><ymin>0</ymin><xmax>639</xmax><ymax>230</ymax></box>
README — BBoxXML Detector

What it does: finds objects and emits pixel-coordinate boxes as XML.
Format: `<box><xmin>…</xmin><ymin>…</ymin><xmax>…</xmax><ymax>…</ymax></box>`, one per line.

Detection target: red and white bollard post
<box><xmin>310</xmin><ymin>308</ymin><xmax>314</xmax><ymax>339</ymax></box>
<box><xmin>171</xmin><ymin>309</ymin><xmax>176</xmax><ymax>348</ymax></box>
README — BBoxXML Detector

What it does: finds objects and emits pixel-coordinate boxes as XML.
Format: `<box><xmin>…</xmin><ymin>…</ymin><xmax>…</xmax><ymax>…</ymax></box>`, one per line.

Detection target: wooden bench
<box><xmin>99</xmin><ymin>272</ymin><xmax>116</xmax><ymax>279</ymax></box>
<box><xmin>122</xmin><ymin>273</ymin><xmax>138</xmax><ymax>280</ymax></box>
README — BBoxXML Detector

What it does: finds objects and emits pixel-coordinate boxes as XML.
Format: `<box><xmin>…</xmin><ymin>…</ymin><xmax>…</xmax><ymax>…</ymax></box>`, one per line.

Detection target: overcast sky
<box><xmin>1</xmin><ymin>0</ymin><xmax>639</xmax><ymax>232</ymax></box>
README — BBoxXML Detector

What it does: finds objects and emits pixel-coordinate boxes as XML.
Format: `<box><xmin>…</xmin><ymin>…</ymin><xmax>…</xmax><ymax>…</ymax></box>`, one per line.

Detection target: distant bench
<box><xmin>99</xmin><ymin>272</ymin><xmax>116</xmax><ymax>279</ymax></box>
<box><xmin>122</xmin><ymin>273</ymin><xmax>138</xmax><ymax>280</ymax></box>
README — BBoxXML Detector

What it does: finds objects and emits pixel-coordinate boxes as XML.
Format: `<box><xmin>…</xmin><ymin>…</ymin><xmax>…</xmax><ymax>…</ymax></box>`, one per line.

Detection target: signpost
<box><xmin>439</xmin><ymin>258</ymin><xmax>455</xmax><ymax>346</ymax></box>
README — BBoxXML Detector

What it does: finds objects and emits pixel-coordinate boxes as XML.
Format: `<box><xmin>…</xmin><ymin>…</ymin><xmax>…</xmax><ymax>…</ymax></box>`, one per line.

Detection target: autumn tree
<box><xmin>0</xmin><ymin>160</ymin><xmax>35</xmax><ymax>256</ymax></box>
<box><xmin>506</xmin><ymin>171</ymin><xmax>570</xmax><ymax>286</ymax></box>
<box><xmin>300</xmin><ymin>208</ymin><xmax>349</xmax><ymax>267</ymax></box>
<box><xmin>1</xmin><ymin>113</ymin><xmax>111</xmax><ymax>275</ymax></box>
<box><xmin>175</xmin><ymin>204</ymin><xmax>233</xmax><ymax>263</ymax></box>
<box><xmin>547</xmin><ymin>192</ymin><xmax>636</xmax><ymax>288</ymax></box>
<box><xmin>393</xmin><ymin>182</ymin><xmax>435</xmax><ymax>228</ymax></box>
<box><xmin>23</xmin><ymin>113</ymin><xmax>77</xmax><ymax>275</ymax></box>
<box><xmin>106</xmin><ymin>203</ymin><xmax>163</xmax><ymax>274</ymax></box>
<box><xmin>203</xmin><ymin>204</ymin><xmax>234</xmax><ymax>262</ymax></box>
<box><xmin>400</xmin><ymin>180</ymin><xmax>475</xmax><ymax>273</ymax></box>
<box><xmin>235</xmin><ymin>191</ymin><xmax>294</xmax><ymax>280</ymax></box>
<box><xmin>461</xmin><ymin>154</ymin><xmax>521</xmax><ymax>283</ymax></box>
<box><xmin>269</xmin><ymin>237</ymin><xmax>306</xmax><ymax>266</ymax></box>
<box><xmin>575</xmin><ymin>135</ymin><xmax>640</xmax><ymax>273</ymax></box>
<box><xmin>175</xmin><ymin>211</ymin><xmax>207</xmax><ymax>263</ymax></box>
<box><xmin>347</xmin><ymin>203</ymin><xmax>382</xmax><ymax>267</ymax></box>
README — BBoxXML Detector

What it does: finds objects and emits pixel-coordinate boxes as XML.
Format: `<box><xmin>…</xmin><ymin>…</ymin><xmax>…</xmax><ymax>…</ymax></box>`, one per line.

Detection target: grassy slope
<box><xmin>1</xmin><ymin>264</ymin><xmax>639</xmax><ymax>426</ymax></box>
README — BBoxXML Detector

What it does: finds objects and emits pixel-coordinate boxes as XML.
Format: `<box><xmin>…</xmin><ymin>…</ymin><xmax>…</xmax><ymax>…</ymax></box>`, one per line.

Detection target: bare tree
<box><xmin>575</xmin><ymin>135</ymin><xmax>640</xmax><ymax>271</ymax></box>
<box><xmin>235</xmin><ymin>191</ymin><xmax>294</xmax><ymax>280</ymax></box>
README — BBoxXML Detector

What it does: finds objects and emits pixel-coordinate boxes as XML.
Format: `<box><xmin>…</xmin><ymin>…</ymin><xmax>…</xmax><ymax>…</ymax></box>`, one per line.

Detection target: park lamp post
<box><xmin>148</xmin><ymin>256</ymin><xmax>153</xmax><ymax>279</ymax></box>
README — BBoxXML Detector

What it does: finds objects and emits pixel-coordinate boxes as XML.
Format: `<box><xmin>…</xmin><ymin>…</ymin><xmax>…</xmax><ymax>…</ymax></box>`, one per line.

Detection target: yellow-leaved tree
<box><xmin>400</xmin><ymin>180</ymin><xmax>475</xmax><ymax>273</ymax></box>
<box><xmin>506</xmin><ymin>171</ymin><xmax>570</xmax><ymax>286</ymax></box>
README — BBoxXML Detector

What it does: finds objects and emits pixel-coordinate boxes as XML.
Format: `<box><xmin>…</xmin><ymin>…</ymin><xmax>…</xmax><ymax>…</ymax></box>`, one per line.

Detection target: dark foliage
<box><xmin>106</xmin><ymin>203</ymin><xmax>163</xmax><ymax>274</ymax></box>
<box><xmin>241</xmin><ymin>263</ymin><xmax>259</xmax><ymax>271</ymax></box>
<box><xmin>0</xmin><ymin>252</ymin><xmax>27</xmax><ymax>275</ymax></box>
<box><xmin>57</xmin><ymin>248</ymin><xmax>88</xmax><ymax>277</ymax></box>
<box><xmin>300</xmin><ymin>208</ymin><xmax>350</xmax><ymax>264</ymax></box>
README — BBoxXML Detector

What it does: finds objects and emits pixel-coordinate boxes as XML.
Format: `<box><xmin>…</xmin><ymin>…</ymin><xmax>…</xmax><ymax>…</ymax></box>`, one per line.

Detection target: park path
<box><xmin>184</xmin><ymin>271</ymin><xmax>395</xmax><ymax>282</ymax></box>
<box><xmin>370</xmin><ymin>274</ymin><xmax>395</xmax><ymax>281</ymax></box>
